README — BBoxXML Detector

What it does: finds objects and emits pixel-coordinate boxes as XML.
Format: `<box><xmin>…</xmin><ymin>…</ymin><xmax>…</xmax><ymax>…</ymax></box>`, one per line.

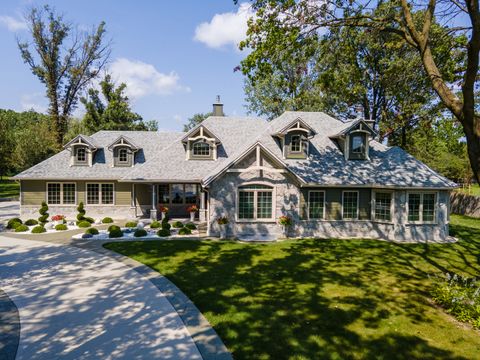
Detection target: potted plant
<box><xmin>51</xmin><ymin>214</ymin><xmax>66</xmax><ymax>226</ymax></box>
<box><xmin>278</xmin><ymin>215</ymin><xmax>292</xmax><ymax>238</ymax></box>
<box><xmin>187</xmin><ymin>205</ymin><xmax>198</xmax><ymax>222</ymax></box>
<box><xmin>217</xmin><ymin>216</ymin><xmax>229</xmax><ymax>239</ymax></box>
<box><xmin>159</xmin><ymin>206</ymin><xmax>169</xmax><ymax>220</ymax></box>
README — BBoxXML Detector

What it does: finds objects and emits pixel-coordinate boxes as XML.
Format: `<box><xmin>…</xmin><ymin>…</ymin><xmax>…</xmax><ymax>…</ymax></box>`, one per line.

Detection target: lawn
<box><xmin>0</xmin><ymin>180</ymin><xmax>19</xmax><ymax>199</ymax></box>
<box><xmin>104</xmin><ymin>215</ymin><xmax>480</xmax><ymax>360</ymax></box>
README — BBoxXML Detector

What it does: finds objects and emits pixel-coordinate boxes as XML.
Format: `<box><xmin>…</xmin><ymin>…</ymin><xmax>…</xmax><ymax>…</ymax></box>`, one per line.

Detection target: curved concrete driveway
<box><xmin>0</xmin><ymin>236</ymin><xmax>202</xmax><ymax>360</ymax></box>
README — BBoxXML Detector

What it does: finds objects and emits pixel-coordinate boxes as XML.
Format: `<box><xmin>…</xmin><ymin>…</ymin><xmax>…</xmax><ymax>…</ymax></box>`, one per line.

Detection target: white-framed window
<box><xmin>118</xmin><ymin>148</ymin><xmax>128</xmax><ymax>163</ymax></box>
<box><xmin>351</xmin><ymin>134</ymin><xmax>365</xmax><ymax>154</ymax></box>
<box><xmin>76</xmin><ymin>147</ymin><xmax>86</xmax><ymax>162</ymax></box>
<box><xmin>290</xmin><ymin>135</ymin><xmax>302</xmax><ymax>152</ymax></box>
<box><xmin>373</xmin><ymin>191</ymin><xmax>393</xmax><ymax>222</ymax></box>
<box><xmin>86</xmin><ymin>183</ymin><xmax>114</xmax><ymax>205</ymax></box>
<box><xmin>407</xmin><ymin>192</ymin><xmax>437</xmax><ymax>223</ymax></box>
<box><xmin>308</xmin><ymin>190</ymin><xmax>325</xmax><ymax>219</ymax></box>
<box><xmin>342</xmin><ymin>191</ymin><xmax>359</xmax><ymax>220</ymax></box>
<box><xmin>192</xmin><ymin>142</ymin><xmax>210</xmax><ymax>157</ymax></box>
<box><xmin>46</xmin><ymin>182</ymin><xmax>76</xmax><ymax>205</ymax></box>
<box><xmin>237</xmin><ymin>184</ymin><xmax>274</xmax><ymax>220</ymax></box>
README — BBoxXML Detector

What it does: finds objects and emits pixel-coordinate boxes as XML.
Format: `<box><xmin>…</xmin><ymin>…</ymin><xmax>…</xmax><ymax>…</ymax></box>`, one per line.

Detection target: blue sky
<box><xmin>0</xmin><ymin>1</ymin><xmax>254</xmax><ymax>131</ymax></box>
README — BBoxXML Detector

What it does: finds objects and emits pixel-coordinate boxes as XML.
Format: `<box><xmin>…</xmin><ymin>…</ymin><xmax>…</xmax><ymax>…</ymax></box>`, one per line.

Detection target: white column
<box><xmin>199</xmin><ymin>190</ymin><xmax>206</xmax><ymax>222</ymax></box>
<box><xmin>150</xmin><ymin>184</ymin><xmax>158</xmax><ymax>220</ymax></box>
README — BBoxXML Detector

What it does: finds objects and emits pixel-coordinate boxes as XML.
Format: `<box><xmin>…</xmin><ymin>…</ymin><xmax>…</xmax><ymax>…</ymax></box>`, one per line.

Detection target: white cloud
<box><xmin>194</xmin><ymin>3</ymin><xmax>254</xmax><ymax>50</ymax></box>
<box><xmin>20</xmin><ymin>93</ymin><xmax>47</xmax><ymax>113</ymax></box>
<box><xmin>0</xmin><ymin>15</ymin><xmax>27</xmax><ymax>32</ymax></box>
<box><xmin>108</xmin><ymin>58</ymin><xmax>190</xmax><ymax>99</ymax></box>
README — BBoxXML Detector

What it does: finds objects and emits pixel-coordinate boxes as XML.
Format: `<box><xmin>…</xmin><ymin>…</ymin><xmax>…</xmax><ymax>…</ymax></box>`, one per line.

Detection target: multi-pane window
<box><xmin>171</xmin><ymin>184</ymin><xmax>184</xmax><ymax>204</ymax></box>
<box><xmin>76</xmin><ymin>147</ymin><xmax>86</xmax><ymax>162</ymax></box>
<box><xmin>308</xmin><ymin>191</ymin><xmax>325</xmax><ymax>219</ymax></box>
<box><xmin>119</xmin><ymin>148</ymin><xmax>128</xmax><ymax>163</ymax></box>
<box><xmin>291</xmin><ymin>135</ymin><xmax>302</xmax><ymax>152</ymax></box>
<box><xmin>342</xmin><ymin>191</ymin><xmax>358</xmax><ymax>219</ymax></box>
<box><xmin>374</xmin><ymin>192</ymin><xmax>392</xmax><ymax>221</ymax></box>
<box><xmin>87</xmin><ymin>183</ymin><xmax>114</xmax><ymax>205</ymax></box>
<box><xmin>192</xmin><ymin>142</ymin><xmax>210</xmax><ymax>156</ymax></box>
<box><xmin>158</xmin><ymin>184</ymin><xmax>169</xmax><ymax>204</ymax></box>
<box><xmin>351</xmin><ymin>135</ymin><xmax>365</xmax><ymax>153</ymax></box>
<box><xmin>47</xmin><ymin>183</ymin><xmax>76</xmax><ymax>205</ymax></box>
<box><xmin>185</xmin><ymin>184</ymin><xmax>198</xmax><ymax>204</ymax></box>
<box><xmin>408</xmin><ymin>193</ymin><xmax>437</xmax><ymax>222</ymax></box>
<box><xmin>238</xmin><ymin>184</ymin><xmax>273</xmax><ymax>220</ymax></box>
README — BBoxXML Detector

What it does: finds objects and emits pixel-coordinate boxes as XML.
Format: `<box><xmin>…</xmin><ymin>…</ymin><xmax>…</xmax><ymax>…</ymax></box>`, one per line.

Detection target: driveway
<box><xmin>0</xmin><ymin>236</ymin><xmax>202</xmax><ymax>359</ymax></box>
<box><xmin>0</xmin><ymin>201</ymin><xmax>19</xmax><ymax>224</ymax></box>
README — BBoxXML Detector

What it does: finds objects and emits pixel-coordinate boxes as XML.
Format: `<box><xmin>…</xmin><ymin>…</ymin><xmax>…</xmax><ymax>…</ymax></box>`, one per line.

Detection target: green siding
<box><xmin>21</xmin><ymin>180</ymin><xmax>46</xmax><ymax>205</ymax></box>
<box><xmin>116</xmin><ymin>182</ymin><xmax>132</xmax><ymax>205</ymax></box>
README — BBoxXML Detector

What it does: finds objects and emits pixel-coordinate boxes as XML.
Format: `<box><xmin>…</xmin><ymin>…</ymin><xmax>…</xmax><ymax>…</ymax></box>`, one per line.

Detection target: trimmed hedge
<box><xmin>109</xmin><ymin>228</ymin><xmax>123</xmax><ymax>238</ymax></box>
<box><xmin>77</xmin><ymin>202</ymin><xmax>86</xmax><ymax>221</ymax></box>
<box><xmin>134</xmin><ymin>229</ymin><xmax>148</xmax><ymax>237</ymax></box>
<box><xmin>125</xmin><ymin>221</ymin><xmax>138</xmax><ymax>228</ymax></box>
<box><xmin>31</xmin><ymin>225</ymin><xmax>46</xmax><ymax>234</ymax></box>
<box><xmin>25</xmin><ymin>219</ymin><xmax>38</xmax><ymax>226</ymax></box>
<box><xmin>157</xmin><ymin>228</ymin><xmax>171</xmax><ymax>237</ymax></box>
<box><xmin>185</xmin><ymin>222</ymin><xmax>197</xmax><ymax>230</ymax></box>
<box><xmin>150</xmin><ymin>221</ymin><xmax>161</xmax><ymax>229</ymax></box>
<box><xmin>7</xmin><ymin>218</ymin><xmax>22</xmax><ymax>229</ymax></box>
<box><xmin>77</xmin><ymin>221</ymin><xmax>91</xmax><ymax>228</ymax></box>
<box><xmin>108</xmin><ymin>225</ymin><xmax>120</xmax><ymax>232</ymax></box>
<box><xmin>55</xmin><ymin>224</ymin><xmax>68</xmax><ymax>231</ymax></box>
<box><xmin>178</xmin><ymin>227</ymin><xmax>192</xmax><ymax>235</ymax></box>
<box><xmin>172</xmin><ymin>221</ymin><xmax>183</xmax><ymax>228</ymax></box>
<box><xmin>102</xmin><ymin>217</ymin><xmax>113</xmax><ymax>224</ymax></box>
<box><xmin>14</xmin><ymin>224</ymin><xmax>29</xmax><ymax>232</ymax></box>
<box><xmin>38</xmin><ymin>202</ymin><xmax>49</xmax><ymax>224</ymax></box>
<box><xmin>86</xmin><ymin>228</ymin><xmax>99</xmax><ymax>235</ymax></box>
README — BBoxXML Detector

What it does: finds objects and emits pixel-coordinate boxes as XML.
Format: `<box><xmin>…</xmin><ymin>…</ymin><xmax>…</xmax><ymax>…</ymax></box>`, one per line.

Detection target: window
<box><xmin>408</xmin><ymin>193</ymin><xmax>437</xmax><ymax>223</ymax></box>
<box><xmin>351</xmin><ymin>135</ymin><xmax>365</xmax><ymax>154</ymax></box>
<box><xmin>291</xmin><ymin>135</ymin><xmax>302</xmax><ymax>152</ymax></box>
<box><xmin>185</xmin><ymin>184</ymin><xmax>198</xmax><ymax>204</ymax></box>
<box><xmin>308</xmin><ymin>191</ymin><xmax>325</xmax><ymax>219</ymax></box>
<box><xmin>76</xmin><ymin>147</ymin><xmax>86</xmax><ymax>162</ymax></box>
<box><xmin>87</xmin><ymin>183</ymin><xmax>114</xmax><ymax>205</ymax></box>
<box><xmin>171</xmin><ymin>184</ymin><xmax>184</xmax><ymax>204</ymax></box>
<box><xmin>342</xmin><ymin>191</ymin><xmax>358</xmax><ymax>219</ymax></box>
<box><xmin>158</xmin><ymin>184</ymin><xmax>169</xmax><ymax>204</ymax></box>
<box><xmin>119</xmin><ymin>148</ymin><xmax>128</xmax><ymax>163</ymax></box>
<box><xmin>192</xmin><ymin>142</ymin><xmax>210</xmax><ymax>156</ymax></box>
<box><xmin>238</xmin><ymin>184</ymin><xmax>274</xmax><ymax>220</ymax></box>
<box><xmin>374</xmin><ymin>192</ymin><xmax>392</xmax><ymax>222</ymax></box>
<box><xmin>47</xmin><ymin>183</ymin><xmax>76</xmax><ymax>205</ymax></box>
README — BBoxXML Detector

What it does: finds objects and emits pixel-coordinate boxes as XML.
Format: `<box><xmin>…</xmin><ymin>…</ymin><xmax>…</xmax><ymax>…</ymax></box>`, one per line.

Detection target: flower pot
<box><xmin>190</xmin><ymin>212</ymin><xmax>195</xmax><ymax>222</ymax></box>
<box><xmin>219</xmin><ymin>226</ymin><xmax>227</xmax><ymax>239</ymax></box>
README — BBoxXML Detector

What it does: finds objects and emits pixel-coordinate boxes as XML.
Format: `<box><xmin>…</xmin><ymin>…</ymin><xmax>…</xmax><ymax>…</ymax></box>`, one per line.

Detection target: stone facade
<box><xmin>20</xmin><ymin>205</ymin><xmax>136</xmax><ymax>221</ymax></box>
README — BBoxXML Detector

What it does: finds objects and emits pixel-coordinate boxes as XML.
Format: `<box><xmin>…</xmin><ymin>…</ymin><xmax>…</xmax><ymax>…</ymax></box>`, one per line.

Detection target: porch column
<box><xmin>199</xmin><ymin>190</ymin><xmax>206</xmax><ymax>222</ymax></box>
<box><xmin>150</xmin><ymin>184</ymin><xmax>158</xmax><ymax>220</ymax></box>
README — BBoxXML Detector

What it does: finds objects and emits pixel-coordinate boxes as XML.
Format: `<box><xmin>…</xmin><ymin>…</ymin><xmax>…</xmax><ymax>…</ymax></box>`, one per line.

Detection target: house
<box><xmin>12</xmin><ymin>99</ymin><xmax>456</xmax><ymax>241</ymax></box>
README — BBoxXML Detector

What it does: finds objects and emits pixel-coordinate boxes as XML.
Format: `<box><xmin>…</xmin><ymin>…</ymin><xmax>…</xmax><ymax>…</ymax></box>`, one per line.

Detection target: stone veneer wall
<box><xmin>20</xmin><ymin>205</ymin><xmax>136</xmax><ymax>221</ymax></box>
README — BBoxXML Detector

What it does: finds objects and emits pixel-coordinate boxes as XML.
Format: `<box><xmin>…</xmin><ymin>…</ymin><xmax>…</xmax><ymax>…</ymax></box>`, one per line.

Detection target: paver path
<box><xmin>0</xmin><ymin>236</ymin><xmax>202</xmax><ymax>360</ymax></box>
<box><xmin>0</xmin><ymin>201</ymin><xmax>19</xmax><ymax>224</ymax></box>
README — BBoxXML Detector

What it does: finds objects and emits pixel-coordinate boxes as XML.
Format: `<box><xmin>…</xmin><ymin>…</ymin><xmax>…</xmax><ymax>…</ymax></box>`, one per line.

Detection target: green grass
<box><xmin>105</xmin><ymin>214</ymin><xmax>480</xmax><ymax>359</ymax></box>
<box><xmin>0</xmin><ymin>180</ymin><xmax>19</xmax><ymax>198</ymax></box>
<box><xmin>455</xmin><ymin>183</ymin><xmax>480</xmax><ymax>196</ymax></box>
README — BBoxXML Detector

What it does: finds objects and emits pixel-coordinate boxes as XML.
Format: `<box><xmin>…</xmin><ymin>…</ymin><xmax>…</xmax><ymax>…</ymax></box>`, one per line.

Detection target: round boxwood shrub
<box><xmin>14</xmin><ymin>224</ymin><xmax>29</xmax><ymax>232</ymax></box>
<box><xmin>25</xmin><ymin>219</ymin><xmax>38</xmax><ymax>226</ymax></box>
<box><xmin>84</xmin><ymin>216</ymin><xmax>95</xmax><ymax>224</ymax></box>
<box><xmin>85</xmin><ymin>227</ymin><xmax>99</xmax><ymax>235</ymax></box>
<box><xmin>82</xmin><ymin>233</ymin><xmax>93</xmax><ymax>239</ymax></box>
<box><xmin>125</xmin><ymin>221</ymin><xmax>138</xmax><ymax>228</ymax></box>
<box><xmin>150</xmin><ymin>221</ymin><xmax>161</xmax><ymax>229</ymax></box>
<box><xmin>7</xmin><ymin>218</ymin><xmax>22</xmax><ymax>229</ymax></box>
<box><xmin>102</xmin><ymin>217</ymin><xmax>113</xmax><ymax>224</ymax></box>
<box><xmin>31</xmin><ymin>225</ymin><xmax>46</xmax><ymax>234</ymax></box>
<box><xmin>172</xmin><ymin>221</ymin><xmax>183</xmax><ymax>228</ymax></box>
<box><xmin>77</xmin><ymin>221</ymin><xmax>91</xmax><ymax>228</ymax></box>
<box><xmin>109</xmin><ymin>228</ymin><xmax>123</xmax><ymax>238</ymax></box>
<box><xmin>178</xmin><ymin>227</ymin><xmax>192</xmax><ymax>235</ymax></box>
<box><xmin>108</xmin><ymin>224</ymin><xmax>120</xmax><ymax>232</ymax></box>
<box><xmin>185</xmin><ymin>222</ymin><xmax>197</xmax><ymax>230</ymax></box>
<box><xmin>157</xmin><ymin>228</ymin><xmax>171</xmax><ymax>237</ymax></box>
<box><xmin>134</xmin><ymin>229</ymin><xmax>148</xmax><ymax>237</ymax></box>
<box><xmin>55</xmin><ymin>224</ymin><xmax>68</xmax><ymax>231</ymax></box>
<box><xmin>38</xmin><ymin>202</ymin><xmax>49</xmax><ymax>224</ymax></box>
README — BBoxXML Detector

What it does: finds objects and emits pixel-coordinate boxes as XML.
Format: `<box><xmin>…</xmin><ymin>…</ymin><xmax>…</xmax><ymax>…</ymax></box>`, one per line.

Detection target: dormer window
<box><xmin>273</xmin><ymin>118</ymin><xmax>315</xmax><ymax>160</ymax></box>
<box><xmin>192</xmin><ymin>142</ymin><xmax>210</xmax><ymax>157</ymax></box>
<box><xmin>351</xmin><ymin>134</ymin><xmax>366</xmax><ymax>154</ymax></box>
<box><xmin>107</xmin><ymin>135</ymin><xmax>140</xmax><ymax>167</ymax></box>
<box><xmin>76</xmin><ymin>147</ymin><xmax>86</xmax><ymax>162</ymax></box>
<box><xmin>290</xmin><ymin>135</ymin><xmax>302</xmax><ymax>153</ymax></box>
<box><xmin>119</xmin><ymin>148</ymin><xmax>128</xmax><ymax>163</ymax></box>
<box><xmin>182</xmin><ymin>125</ymin><xmax>221</xmax><ymax>160</ymax></box>
<box><xmin>64</xmin><ymin>135</ymin><xmax>98</xmax><ymax>167</ymax></box>
<box><xmin>330</xmin><ymin>119</ymin><xmax>377</xmax><ymax>161</ymax></box>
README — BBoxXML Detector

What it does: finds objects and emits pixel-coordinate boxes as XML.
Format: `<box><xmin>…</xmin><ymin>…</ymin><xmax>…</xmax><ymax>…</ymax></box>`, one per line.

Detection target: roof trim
<box><xmin>107</xmin><ymin>135</ymin><xmax>140</xmax><ymax>151</ymax></box>
<box><xmin>181</xmin><ymin>122</ymin><xmax>221</xmax><ymax>143</ymax></box>
<box><xmin>63</xmin><ymin>134</ymin><xmax>98</xmax><ymax>150</ymax></box>
<box><xmin>300</xmin><ymin>183</ymin><xmax>458</xmax><ymax>190</ymax></box>
<box><xmin>330</xmin><ymin>119</ymin><xmax>377</xmax><ymax>138</ymax></box>
<box><xmin>275</xmin><ymin>117</ymin><xmax>316</xmax><ymax>136</ymax></box>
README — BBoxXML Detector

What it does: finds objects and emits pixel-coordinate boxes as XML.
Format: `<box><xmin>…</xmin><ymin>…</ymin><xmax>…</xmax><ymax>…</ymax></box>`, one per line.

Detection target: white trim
<box><xmin>406</xmin><ymin>191</ymin><xmax>438</xmax><ymax>224</ymax></box>
<box><xmin>46</xmin><ymin>182</ymin><xmax>77</xmax><ymax>206</ymax></box>
<box><xmin>341</xmin><ymin>190</ymin><xmax>359</xmax><ymax>220</ymax></box>
<box><xmin>235</xmin><ymin>182</ymin><xmax>276</xmax><ymax>222</ymax></box>
<box><xmin>372</xmin><ymin>190</ymin><xmax>394</xmax><ymax>223</ymax></box>
<box><xmin>290</xmin><ymin>134</ymin><xmax>302</xmax><ymax>153</ymax></box>
<box><xmin>85</xmin><ymin>182</ymin><xmax>115</xmax><ymax>206</ymax></box>
<box><xmin>226</xmin><ymin>166</ymin><xmax>287</xmax><ymax>174</ymax></box>
<box><xmin>192</xmin><ymin>141</ymin><xmax>211</xmax><ymax>157</ymax></box>
<box><xmin>307</xmin><ymin>190</ymin><xmax>326</xmax><ymax>220</ymax></box>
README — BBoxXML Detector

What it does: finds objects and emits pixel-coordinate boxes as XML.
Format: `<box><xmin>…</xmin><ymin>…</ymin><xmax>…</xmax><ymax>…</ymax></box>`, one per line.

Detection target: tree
<box><xmin>241</xmin><ymin>0</ymin><xmax>480</xmax><ymax>181</ymax></box>
<box><xmin>80</xmin><ymin>74</ymin><xmax>156</xmax><ymax>132</ymax></box>
<box><xmin>183</xmin><ymin>112</ymin><xmax>212</xmax><ymax>131</ymax></box>
<box><xmin>18</xmin><ymin>5</ymin><xmax>110</xmax><ymax>147</ymax></box>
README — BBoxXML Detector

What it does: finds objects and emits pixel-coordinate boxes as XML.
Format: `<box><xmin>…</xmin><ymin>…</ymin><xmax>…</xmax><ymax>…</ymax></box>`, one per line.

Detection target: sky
<box><xmin>0</xmin><ymin>1</ymin><xmax>255</xmax><ymax>131</ymax></box>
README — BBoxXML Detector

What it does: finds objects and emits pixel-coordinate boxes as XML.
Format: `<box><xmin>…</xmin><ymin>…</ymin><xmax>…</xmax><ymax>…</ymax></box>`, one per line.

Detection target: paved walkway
<box><xmin>0</xmin><ymin>236</ymin><xmax>202</xmax><ymax>359</ymax></box>
<box><xmin>0</xmin><ymin>201</ymin><xmax>19</xmax><ymax>224</ymax></box>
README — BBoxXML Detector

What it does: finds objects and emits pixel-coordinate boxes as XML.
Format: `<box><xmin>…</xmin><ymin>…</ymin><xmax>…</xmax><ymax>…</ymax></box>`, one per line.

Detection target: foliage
<box><xmin>77</xmin><ymin>202</ymin><xmax>86</xmax><ymax>222</ymax></box>
<box><xmin>183</xmin><ymin>112</ymin><xmax>212</xmax><ymax>132</ymax></box>
<box><xmin>86</xmin><ymin>227</ymin><xmax>99</xmax><ymax>235</ymax></box>
<box><xmin>25</xmin><ymin>219</ymin><xmax>38</xmax><ymax>226</ymax></box>
<box><xmin>31</xmin><ymin>225</ymin><xmax>46</xmax><ymax>233</ymax></box>
<box><xmin>278</xmin><ymin>215</ymin><xmax>292</xmax><ymax>226</ymax></box>
<box><xmin>172</xmin><ymin>221</ymin><xmax>184</xmax><ymax>228</ymax></box>
<box><xmin>157</xmin><ymin>228</ymin><xmax>171</xmax><ymax>237</ymax></box>
<box><xmin>217</xmin><ymin>216</ymin><xmax>229</xmax><ymax>225</ymax></box>
<box><xmin>84</xmin><ymin>216</ymin><xmax>95</xmax><ymax>224</ymax></box>
<box><xmin>150</xmin><ymin>221</ymin><xmax>161</xmax><ymax>229</ymax></box>
<box><xmin>178</xmin><ymin>227</ymin><xmax>192</xmax><ymax>235</ymax></box>
<box><xmin>162</xmin><ymin>221</ymin><xmax>171</xmax><ymax>230</ymax></box>
<box><xmin>134</xmin><ymin>229</ymin><xmax>148</xmax><ymax>237</ymax></box>
<box><xmin>14</xmin><ymin>224</ymin><xmax>29</xmax><ymax>232</ymax></box>
<box><xmin>7</xmin><ymin>218</ymin><xmax>22</xmax><ymax>229</ymax></box>
<box><xmin>431</xmin><ymin>273</ymin><xmax>480</xmax><ymax>328</ymax></box>
<box><xmin>102</xmin><ymin>217</ymin><xmax>113</xmax><ymax>224</ymax></box>
<box><xmin>185</xmin><ymin>223</ymin><xmax>197</xmax><ymax>230</ymax></box>
<box><xmin>108</xmin><ymin>225</ymin><xmax>120</xmax><ymax>232</ymax></box>
<box><xmin>109</xmin><ymin>228</ymin><xmax>123</xmax><ymax>238</ymax></box>
<box><xmin>0</xmin><ymin>180</ymin><xmax>19</xmax><ymax>198</ymax></box>
<box><xmin>77</xmin><ymin>221</ymin><xmax>91</xmax><ymax>228</ymax></box>
<box><xmin>55</xmin><ymin>224</ymin><xmax>68</xmax><ymax>231</ymax></box>
<box><xmin>159</xmin><ymin>206</ymin><xmax>169</xmax><ymax>213</ymax></box>
<box><xmin>17</xmin><ymin>5</ymin><xmax>110</xmax><ymax>146</ymax></box>
<box><xmin>125</xmin><ymin>221</ymin><xmax>138</xmax><ymax>228</ymax></box>
<box><xmin>38</xmin><ymin>202</ymin><xmax>49</xmax><ymax>224</ymax></box>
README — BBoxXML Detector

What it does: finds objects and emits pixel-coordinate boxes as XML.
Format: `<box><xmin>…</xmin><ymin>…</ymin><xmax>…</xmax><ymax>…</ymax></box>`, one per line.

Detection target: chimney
<box><xmin>213</xmin><ymin>95</ymin><xmax>224</xmax><ymax>116</ymax></box>
<box><xmin>355</xmin><ymin>104</ymin><xmax>363</xmax><ymax>119</ymax></box>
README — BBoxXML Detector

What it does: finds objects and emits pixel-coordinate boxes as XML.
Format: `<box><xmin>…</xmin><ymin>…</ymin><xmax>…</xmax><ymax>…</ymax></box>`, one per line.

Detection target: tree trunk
<box><xmin>463</xmin><ymin>116</ymin><xmax>480</xmax><ymax>183</ymax></box>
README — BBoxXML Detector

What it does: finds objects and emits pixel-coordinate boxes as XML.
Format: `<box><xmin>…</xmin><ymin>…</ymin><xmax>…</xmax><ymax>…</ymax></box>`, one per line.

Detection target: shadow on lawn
<box><xmin>108</xmin><ymin>235</ymin><xmax>480</xmax><ymax>360</ymax></box>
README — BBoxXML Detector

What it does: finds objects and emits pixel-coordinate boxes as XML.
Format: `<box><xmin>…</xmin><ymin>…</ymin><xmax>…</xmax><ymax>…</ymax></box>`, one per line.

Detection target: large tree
<box><xmin>183</xmin><ymin>112</ymin><xmax>212</xmax><ymax>131</ymax></box>
<box><xmin>240</xmin><ymin>0</ymin><xmax>480</xmax><ymax>181</ymax></box>
<box><xmin>18</xmin><ymin>5</ymin><xmax>110</xmax><ymax>147</ymax></box>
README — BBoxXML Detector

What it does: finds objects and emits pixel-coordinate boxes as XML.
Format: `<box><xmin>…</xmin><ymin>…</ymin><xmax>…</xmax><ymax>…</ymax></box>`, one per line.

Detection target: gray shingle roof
<box><xmin>13</xmin><ymin>112</ymin><xmax>456</xmax><ymax>188</ymax></box>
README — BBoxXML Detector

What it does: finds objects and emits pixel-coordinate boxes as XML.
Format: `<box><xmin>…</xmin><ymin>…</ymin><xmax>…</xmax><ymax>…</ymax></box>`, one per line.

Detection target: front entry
<box><xmin>157</xmin><ymin>183</ymin><xmax>200</xmax><ymax>218</ymax></box>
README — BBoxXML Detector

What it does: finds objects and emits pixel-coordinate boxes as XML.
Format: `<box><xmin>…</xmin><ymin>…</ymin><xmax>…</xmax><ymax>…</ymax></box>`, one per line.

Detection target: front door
<box><xmin>157</xmin><ymin>183</ymin><xmax>200</xmax><ymax>218</ymax></box>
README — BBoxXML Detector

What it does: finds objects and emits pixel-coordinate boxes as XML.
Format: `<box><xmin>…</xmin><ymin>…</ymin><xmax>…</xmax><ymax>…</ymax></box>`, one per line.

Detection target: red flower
<box><xmin>51</xmin><ymin>214</ymin><xmax>65</xmax><ymax>221</ymax></box>
<box><xmin>187</xmin><ymin>205</ymin><xmax>198</xmax><ymax>213</ymax></box>
<box><xmin>159</xmin><ymin>206</ymin><xmax>169</xmax><ymax>213</ymax></box>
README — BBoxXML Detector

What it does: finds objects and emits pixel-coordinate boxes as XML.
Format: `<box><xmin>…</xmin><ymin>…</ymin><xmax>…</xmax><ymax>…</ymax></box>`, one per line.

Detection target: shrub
<box><xmin>31</xmin><ymin>225</ymin><xmax>46</xmax><ymax>233</ymax></box>
<box><xmin>172</xmin><ymin>221</ymin><xmax>183</xmax><ymax>228</ymax></box>
<box><xmin>38</xmin><ymin>202</ymin><xmax>49</xmax><ymax>224</ymax></box>
<box><xmin>162</xmin><ymin>222</ymin><xmax>171</xmax><ymax>230</ymax></box>
<box><xmin>85</xmin><ymin>228</ymin><xmax>99</xmax><ymax>235</ymax></box>
<box><xmin>178</xmin><ymin>227</ymin><xmax>192</xmax><ymax>235</ymax></box>
<box><xmin>108</xmin><ymin>225</ymin><xmax>120</xmax><ymax>232</ymax></box>
<box><xmin>14</xmin><ymin>224</ymin><xmax>29</xmax><ymax>232</ymax></box>
<box><xmin>102</xmin><ymin>217</ymin><xmax>113</xmax><ymax>224</ymax></box>
<box><xmin>55</xmin><ymin>224</ymin><xmax>68</xmax><ymax>231</ymax></box>
<box><xmin>217</xmin><ymin>216</ymin><xmax>229</xmax><ymax>225</ymax></box>
<box><xmin>431</xmin><ymin>273</ymin><xmax>480</xmax><ymax>328</ymax></box>
<box><xmin>157</xmin><ymin>228</ymin><xmax>171</xmax><ymax>237</ymax></box>
<box><xmin>7</xmin><ymin>218</ymin><xmax>22</xmax><ymax>229</ymax></box>
<box><xmin>125</xmin><ymin>221</ymin><xmax>138</xmax><ymax>228</ymax></box>
<box><xmin>278</xmin><ymin>215</ymin><xmax>292</xmax><ymax>227</ymax></box>
<box><xmin>82</xmin><ymin>233</ymin><xmax>93</xmax><ymax>239</ymax></box>
<box><xmin>77</xmin><ymin>221</ymin><xmax>91</xmax><ymax>228</ymax></box>
<box><xmin>77</xmin><ymin>202</ymin><xmax>86</xmax><ymax>221</ymax></box>
<box><xmin>150</xmin><ymin>221</ymin><xmax>161</xmax><ymax>229</ymax></box>
<box><xmin>134</xmin><ymin>229</ymin><xmax>148</xmax><ymax>237</ymax></box>
<box><xmin>185</xmin><ymin>222</ymin><xmax>197</xmax><ymax>230</ymax></box>
<box><xmin>109</xmin><ymin>228</ymin><xmax>123</xmax><ymax>238</ymax></box>
<box><xmin>25</xmin><ymin>219</ymin><xmax>38</xmax><ymax>226</ymax></box>
<box><xmin>84</xmin><ymin>216</ymin><xmax>95</xmax><ymax>224</ymax></box>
